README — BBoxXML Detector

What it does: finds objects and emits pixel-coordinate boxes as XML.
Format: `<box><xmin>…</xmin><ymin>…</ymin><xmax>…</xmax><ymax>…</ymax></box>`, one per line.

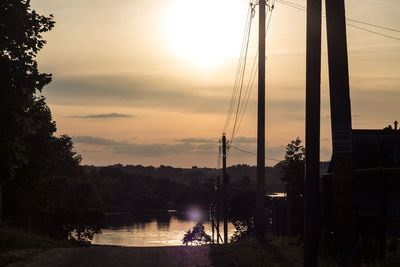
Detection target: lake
<box><xmin>92</xmin><ymin>210</ymin><xmax>235</xmax><ymax>247</ymax></box>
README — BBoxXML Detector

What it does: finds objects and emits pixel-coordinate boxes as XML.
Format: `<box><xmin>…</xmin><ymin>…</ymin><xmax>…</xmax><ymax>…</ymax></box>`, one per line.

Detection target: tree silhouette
<box><xmin>0</xmin><ymin>0</ymin><xmax>55</xmax><ymax>224</ymax></box>
<box><xmin>0</xmin><ymin>0</ymin><xmax>55</xmax><ymax>183</ymax></box>
<box><xmin>0</xmin><ymin>1</ymin><xmax>105</xmax><ymax>241</ymax></box>
<box><xmin>277</xmin><ymin>137</ymin><xmax>305</xmax><ymax>235</ymax></box>
<box><xmin>4</xmin><ymin>100</ymin><xmax>105</xmax><ymax>241</ymax></box>
<box><xmin>182</xmin><ymin>222</ymin><xmax>211</xmax><ymax>245</ymax></box>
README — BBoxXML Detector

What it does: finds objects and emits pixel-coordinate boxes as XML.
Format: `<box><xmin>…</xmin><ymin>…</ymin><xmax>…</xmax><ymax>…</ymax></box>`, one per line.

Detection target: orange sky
<box><xmin>31</xmin><ymin>0</ymin><xmax>400</xmax><ymax>167</ymax></box>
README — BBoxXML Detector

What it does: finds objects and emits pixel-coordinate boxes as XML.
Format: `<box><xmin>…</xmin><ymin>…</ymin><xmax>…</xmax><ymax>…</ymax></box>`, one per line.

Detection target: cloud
<box><xmin>72</xmin><ymin>136</ymin><xmax>218</xmax><ymax>156</ymax></box>
<box><xmin>72</xmin><ymin>135</ymin><xmax>285</xmax><ymax>159</ymax></box>
<box><xmin>45</xmin><ymin>74</ymin><xmax>230</xmax><ymax>113</ymax></box>
<box><xmin>73</xmin><ymin>136</ymin><xmax>118</xmax><ymax>146</ymax></box>
<box><xmin>178</xmin><ymin>136</ymin><xmax>256</xmax><ymax>144</ymax></box>
<box><xmin>179</xmin><ymin>138</ymin><xmax>217</xmax><ymax>143</ymax></box>
<box><xmin>233</xmin><ymin>136</ymin><xmax>257</xmax><ymax>144</ymax></box>
<box><xmin>70</xmin><ymin>113</ymin><xmax>135</xmax><ymax>119</ymax></box>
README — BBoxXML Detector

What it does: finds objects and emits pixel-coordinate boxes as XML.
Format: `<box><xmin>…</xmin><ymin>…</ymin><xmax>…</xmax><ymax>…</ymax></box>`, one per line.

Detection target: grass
<box><xmin>210</xmin><ymin>236</ymin><xmax>303</xmax><ymax>267</ymax></box>
<box><xmin>209</xmin><ymin>235</ymin><xmax>400</xmax><ymax>267</ymax></box>
<box><xmin>0</xmin><ymin>225</ymin><xmax>76</xmax><ymax>266</ymax></box>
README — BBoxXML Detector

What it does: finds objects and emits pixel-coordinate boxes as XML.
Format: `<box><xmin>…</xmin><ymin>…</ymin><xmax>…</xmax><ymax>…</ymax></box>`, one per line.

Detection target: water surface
<box><xmin>92</xmin><ymin>212</ymin><xmax>235</xmax><ymax>247</ymax></box>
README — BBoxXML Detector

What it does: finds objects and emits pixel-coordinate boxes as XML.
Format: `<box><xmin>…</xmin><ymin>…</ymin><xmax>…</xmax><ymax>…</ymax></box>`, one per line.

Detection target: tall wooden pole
<box><xmin>0</xmin><ymin>184</ymin><xmax>3</xmax><ymax>225</ymax></box>
<box><xmin>211</xmin><ymin>208</ymin><xmax>215</xmax><ymax>243</ymax></box>
<box><xmin>216</xmin><ymin>174</ymin><xmax>220</xmax><ymax>244</ymax></box>
<box><xmin>255</xmin><ymin>0</ymin><xmax>266</xmax><ymax>241</ymax></box>
<box><xmin>305</xmin><ymin>0</ymin><xmax>321</xmax><ymax>266</ymax></box>
<box><xmin>222</xmin><ymin>133</ymin><xmax>228</xmax><ymax>244</ymax></box>
<box><xmin>325</xmin><ymin>0</ymin><xmax>359</xmax><ymax>265</ymax></box>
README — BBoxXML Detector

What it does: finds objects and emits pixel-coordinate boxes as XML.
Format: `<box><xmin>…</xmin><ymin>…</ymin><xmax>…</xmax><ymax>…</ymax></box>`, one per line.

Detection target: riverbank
<box><xmin>7</xmin><ymin>245</ymin><xmax>210</xmax><ymax>267</ymax></box>
<box><xmin>0</xmin><ymin>226</ymin><xmax>76</xmax><ymax>266</ymax></box>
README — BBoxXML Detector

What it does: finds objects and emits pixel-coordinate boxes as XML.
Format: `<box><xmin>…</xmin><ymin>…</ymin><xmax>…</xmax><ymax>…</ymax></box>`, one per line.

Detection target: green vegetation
<box><xmin>88</xmin><ymin>166</ymin><xmax>215</xmax><ymax>212</ymax></box>
<box><xmin>0</xmin><ymin>226</ymin><xmax>75</xmax><ymax>252</ymax></box>
<box><xmin>0</xmin><ymin>225</ymin><xmax>76</xmax><ymax>267</ymax></box>
<box><xmin>1</xmin><ymin>0</ymin><xmax>105</xmax><ymax>244</ymax></box>
<box><xmin>276</xmin><ymin>137</ymin><xmax>305</xmax><ymax>235</ymax></box>
<box><xmin>85</xmin><ymin>163</ymin><xmax>288</xmax><ymax>214</ymax></box>
<box><xmin>209</xmin><ymin>237</ymin><xmax>303</xmax><ymax>267</ymax></box>
<box><xmin>182</xmin><ymin>222</ymin><xmax>212</xmax><ymax>245</ymax></box>
<box><xmin>210</xmin><ymin>236</ymin><xmax>400</xmax><ymax>267</ymax></box>
<box><xmin>0</xmin><ymin>0</ymin><xmax>55</xmax><ymax>184</ymax></box>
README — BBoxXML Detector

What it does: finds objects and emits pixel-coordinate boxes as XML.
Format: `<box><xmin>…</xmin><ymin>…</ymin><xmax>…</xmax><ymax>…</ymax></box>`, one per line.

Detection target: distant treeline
<box><xmin>85</xmin><ymin>162</ymin><xmax>329</xmax><ymax>213</ymax></box>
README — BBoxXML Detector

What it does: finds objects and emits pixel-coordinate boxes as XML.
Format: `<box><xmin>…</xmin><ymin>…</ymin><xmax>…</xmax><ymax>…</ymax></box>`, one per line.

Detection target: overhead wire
<box><xmin>228</xmin><ymin>2</ymin><xmax>278</xmax><ymax>164</ymax></box>
<box><xmin>224</xmin><ymin>2</ymin><xmax>253</xmax><ymax>131</ymax></box>
<box><xmin>276</xmin><ymin>0</ymin><xmax>400</xmax><ymax>41</ymax></box>
<box><xmin>232</xmin><ymin>1</ymin><xmax>276</xmax><ymax>142</ymax></box>
<box><xmin>230</xmin><ymin>145</ymin><xmax>281</xmax><ymax>162</ymax></box>
<box><xmin>346</xmin><ymin>23</ymin><xmax>400</xmax><ymax>41</ymax></box>
<box><xmin>345</xmin><ymin>18</ymin><xmax>400</xmax><ymax>33</ymax></box>
<box><xmin>230</xmin><ymin>2</ymin><xmax>256</xmax><ymax>144</ymax></box>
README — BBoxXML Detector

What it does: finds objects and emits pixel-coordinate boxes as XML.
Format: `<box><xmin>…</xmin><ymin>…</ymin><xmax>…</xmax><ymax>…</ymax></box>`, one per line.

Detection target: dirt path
<box><xmin>7</xmin><ymin>246</ymin><xmax>211</xmax><ymax>267</ymax></box>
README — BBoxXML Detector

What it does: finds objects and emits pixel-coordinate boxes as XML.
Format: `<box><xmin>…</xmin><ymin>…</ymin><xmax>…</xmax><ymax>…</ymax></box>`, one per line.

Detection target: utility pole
<box><xmin>325</xmin><ymin>0</ymin><xmax>359</xmax><ymax>265</ymax></box>
<box><xmin>222</xmin><ymin>133</ymin><xmax>228</xmax><ymax>244</ymax></box>
<box><xmin>216</xmin><ymin>174</ymin><xmax>220</xmax><ymax>244</ymax></box>
<box><xmin>0</xmin><ymin>184</ymin><xmax>3</xmax><ymax>226</ymax></box>
<box><xmin>210</xmin><ymin>204</ymin><xmax>215</xmax><ymax>243</ymax></box>
<box><xmin>255</xmin><ymin>0</ymin><xmax>266</xmax><ymax>241</ymax></box>
<box><xmin>305</xmin><ymin>0</ymin><xmax>321</xmax><ymax>266</ymax></box>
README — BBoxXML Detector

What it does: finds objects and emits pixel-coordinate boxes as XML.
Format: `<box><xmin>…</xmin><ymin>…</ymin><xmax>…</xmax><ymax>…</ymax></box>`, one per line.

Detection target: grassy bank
<box><xmin>209</xmin><ymin>236</ymin><xmax>400</xmax><ymax>267</ymax></box>
<box><xmin>210</xmin><ymin>237</ymin><xmax>303</xmax><ymax>267</ymax></box>
<box><xmin>0</xmin><ymin>226</ymin><xmax>76</xmax><ymax>266</ymax></box>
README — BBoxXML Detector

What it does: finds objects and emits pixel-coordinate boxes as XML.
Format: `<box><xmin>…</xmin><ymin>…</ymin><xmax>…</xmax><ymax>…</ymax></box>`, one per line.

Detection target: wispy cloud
<box><xmin>70</xmin><ymin>113</ymin><xmax>135</xmax><ymax>119</ymax></box>
<box><xmin>178</xmin><ymin>138</ymin><xmax>217</xmax><ymax>143</ymax></box>
<box><xmin>72</xmin><ymin>136</ymin><xmax>217</xmax><ymax>156</ymax></box>
<box><xmin>178</xmin><ymin>136</ymin><xmax>256</xmax><ymax>144</ymax></box>
<box><xmin>72</xmin><ymin>135</ymin><xmax>291</xmax><ymax>161</ymax></box>
<box><xmin>45</xmin><ymin>74</ymin><xmax>230</xmax><ymax>113</ymax></box>
<box><xmin>233</xmin><ymin>136</ymin><xmax>257</xmax><ymax>143</ymax></box>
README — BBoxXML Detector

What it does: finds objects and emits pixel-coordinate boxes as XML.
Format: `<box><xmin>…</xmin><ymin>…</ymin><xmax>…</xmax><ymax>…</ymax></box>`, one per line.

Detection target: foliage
<box><xmin>229</xmin><ymin>190</ymin><xmax>256</xmax><ymax>242</ymax></box>
<box><xmin>0</xmin><ymin>225</ymin><xmax>76</xmax><ymax>266</ymax></box>
<box><xmin>276</xmin><ymin>137</ymin><xmax>305</xmax><ymax>235</ymax></box>
<box><xmin>0</xmin><ymin>0</ymin><xmax>55</xmax><ymax>182</ymax></box>
<box><xmin>278</xmin><ymin>137</ymin><xmax>305</xmax><ymax>195</ymax></box>
<box><xmin>1</xmin><ymin>1</ymin><xmax>105</xmax><ymax>243</ymax></box>
<box><xmin>0</xmin><ymin>225</ymin><xmax>75</xmax><ymax>252</ymax></box>
<box><xmin>209</xmin><ymin>236</ymin><xmax>303</xmax><ymax>267</ymax></box>
<box><xmin>210</xmin><ymin>236</ymin><xmax>400</xmax><ymax>267</ymax></box>
<box><xmin>182</xmin><ymin>222</ymin><xmax>211</xmax><ymax>245</ymax></box>
<box><xmin>4</xmin><ymin>128</ymin><xmax>105</xmax><ymax>242</ymax></box>
<box><xmin>88</xmin><ymin>166</ymin><xmax>220</xmax><ymax>212</ymax></box>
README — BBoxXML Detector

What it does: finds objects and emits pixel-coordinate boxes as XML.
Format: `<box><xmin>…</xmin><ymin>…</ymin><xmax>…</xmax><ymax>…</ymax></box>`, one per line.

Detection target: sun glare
<box><xmin>164</xmin><ymin>0</ymin><xmax>245</xmax><ymax>68</ymax></box>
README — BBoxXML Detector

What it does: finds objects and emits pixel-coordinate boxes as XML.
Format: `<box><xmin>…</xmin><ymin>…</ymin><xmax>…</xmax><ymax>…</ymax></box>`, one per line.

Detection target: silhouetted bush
<box><xmin>182</xmin><ymin>222</ymin><xmax>211</xmax><ymax>245</ymax></box>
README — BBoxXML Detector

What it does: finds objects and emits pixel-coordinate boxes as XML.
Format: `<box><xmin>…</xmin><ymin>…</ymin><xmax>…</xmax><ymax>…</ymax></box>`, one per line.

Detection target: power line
<box><xmin>233</xmin><ymin>2</ymin><xmax>275</xmax><ymax>140</ymax></box>
<box><xmin>230</xmin><ymin>145</ymin><xmax>281</xmax><ymax>162</ymax></box>
<box><xmin>230</xmin><ymin>5</ymin><xmax>255</xmax><ymax>143</ymax></box>
<box><xmin>276</xmin><ymin>0</ymin><xmax>400</xmax><ymax>41</ymax></box>
<box><xmin>346</xmin><ymin>17</ymin><xmax>400</xmax><ymax>33</ymax></box>
<box><xmin>224</xmin><ymin>2</ymin><xmax>254</xmax><ymax>131</ymax></box>
<box><xmin>346</xmin><ymin>23</ymin><xmax>400</xmax><ymax>41</ymax></box>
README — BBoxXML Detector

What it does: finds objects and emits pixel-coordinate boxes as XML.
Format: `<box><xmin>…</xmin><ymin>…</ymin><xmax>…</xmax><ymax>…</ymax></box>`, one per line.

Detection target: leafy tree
<box><xmin>1</xmin><ymin>1</ymin><xmax>105</xmax><ymax>241</ymax></box>
<box><xmin>0</xmin><ymin>0</ymin><xmax>55</xmax><ymax>183</ymax></box>
<box><xmin>277</xmin><ymin>137</ymin><xmax>305</xmax><ymax>235</ymax></box>
<box><xmin>229</xmin><ymin>190</ymin><xmax>256</xmax><ymax>241</ymax></box>
<box><xmin>0</xmin><ymin>0</ymin><xmax>55</xmax><ymax>224</ymax></box>
<box><xmin>4</xmin><ymin>101</ymin><xmax>105</xmax><ymax>241</ymax></box>
<box><xmin>182</xmin><ymin>222</ymin><xmax>211</xmax><ymax>245</ymax></box>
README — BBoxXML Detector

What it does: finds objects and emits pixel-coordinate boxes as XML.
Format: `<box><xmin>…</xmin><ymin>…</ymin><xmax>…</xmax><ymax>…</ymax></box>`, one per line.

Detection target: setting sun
<box><xmin>164</xmin><ymin>0</ymin><xmax>246</xmax><ymax>67</ymax></box>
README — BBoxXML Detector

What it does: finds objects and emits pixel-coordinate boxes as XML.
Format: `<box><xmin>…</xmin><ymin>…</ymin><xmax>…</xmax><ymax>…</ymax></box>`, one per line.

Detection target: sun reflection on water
<box><xmin>92</xmin><ymin>215</ymin><xmax>235</xmax><ymax>247</ymax></box>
